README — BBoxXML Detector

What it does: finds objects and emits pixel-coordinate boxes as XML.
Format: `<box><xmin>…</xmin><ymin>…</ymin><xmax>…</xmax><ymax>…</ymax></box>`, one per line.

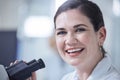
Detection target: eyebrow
<box><xmin>55</xmin><ymin>24</ymin><xmax>88</xmax><ymax>31</ymax></box>
<box><xmin>73</xmin><ymin>24</ymin><xmax>88</xmax><ymax>28</ymax></box>
<box><xmin>55</xmin><ymin>28</ymin><xmax>65</xmax><ymax>31</ymax></box>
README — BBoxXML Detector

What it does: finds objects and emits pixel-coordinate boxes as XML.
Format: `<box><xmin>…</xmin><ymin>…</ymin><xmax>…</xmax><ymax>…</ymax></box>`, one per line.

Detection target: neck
<box><xmin>75</xmin><ymin>67</ymin><xmax>92</xmax><ymax>80</ymax></box>
<box><xmin>75</xmin><ymin>52</ymin><xmax>104</xmax><ymax>80</ymax></box>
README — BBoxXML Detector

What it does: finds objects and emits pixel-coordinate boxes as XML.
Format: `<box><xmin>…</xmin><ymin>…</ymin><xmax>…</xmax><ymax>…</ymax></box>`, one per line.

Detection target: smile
<box><xmin>65</xmin><ymin>48</ymin><xmax>84</xmax><ymax>54</ymax></box>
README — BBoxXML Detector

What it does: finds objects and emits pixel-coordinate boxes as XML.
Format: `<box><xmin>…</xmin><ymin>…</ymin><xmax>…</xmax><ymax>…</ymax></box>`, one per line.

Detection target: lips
<box><xmin>65</xmin><ymin>48</ymin><xmax>84</xmax><ymax>55</ymax></box>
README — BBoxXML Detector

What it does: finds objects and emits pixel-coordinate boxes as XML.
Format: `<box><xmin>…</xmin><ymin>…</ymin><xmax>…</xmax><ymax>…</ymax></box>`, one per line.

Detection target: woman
<box><xmin>53</xmin><ymin>0</ymin><xmax>120</xmax><ymax>80</ymax></box>
<box><xmin>14</xmin><ymin>0</ymin><xmax>120</xmax><ymax>80</ymax></box>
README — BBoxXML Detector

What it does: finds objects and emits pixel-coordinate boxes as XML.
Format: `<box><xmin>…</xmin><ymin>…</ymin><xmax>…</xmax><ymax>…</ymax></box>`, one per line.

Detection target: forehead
<box><xmin>55</xmin><ymin>9</ymin><xmax>93</xmax><ymax>29</ymax></box>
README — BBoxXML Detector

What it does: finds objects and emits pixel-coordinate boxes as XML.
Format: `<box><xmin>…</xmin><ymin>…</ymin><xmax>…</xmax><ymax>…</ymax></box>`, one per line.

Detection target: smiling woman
<box><xmin>21</xmin><ymin>0</ymin><xmax>120</xmax><ymax>80</ymax></box>
<box><xmin>53</xmin><ymin>0</ymin><xmax>120</xmax><ymax>80</ymax></box>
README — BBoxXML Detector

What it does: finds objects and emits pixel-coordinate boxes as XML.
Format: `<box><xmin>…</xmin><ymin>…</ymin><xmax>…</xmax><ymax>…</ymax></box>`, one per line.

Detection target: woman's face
<box><xmin>55</xmin><ymin>9</ymin><xmax>106</xmax><ymax>67</ymax></box>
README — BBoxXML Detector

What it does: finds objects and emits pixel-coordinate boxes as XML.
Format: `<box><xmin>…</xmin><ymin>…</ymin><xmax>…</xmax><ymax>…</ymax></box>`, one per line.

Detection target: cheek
<box><xmin>81</xmin><ymin>33</ymin><xmax>99</xmax><ymax>50</ymax></box>
<box><xmin>78</xmin><ymin>33</ymin><xmax>97</xmax><ymax>48</ymax></box>
<box><xmin>55</xmin><ymin>37</ymin><xmax>66</xmax><ymax>60</ymax></box>
<box><xmin>78</xmin><ymin>34</ymin><xmax>90</xmax><ymax>45</ymax></box>
<box><xmin>55</xmin><ymin>37</ymin><xmax>64</xmax><ymax>52</ymax></box>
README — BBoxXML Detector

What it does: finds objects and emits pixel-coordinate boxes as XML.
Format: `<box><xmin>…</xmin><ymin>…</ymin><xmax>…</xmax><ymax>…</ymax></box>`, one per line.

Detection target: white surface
<box><xmin>0</xmin><ymin>65</ymin><xmax>9</xmax><ymax>80</ymax></box>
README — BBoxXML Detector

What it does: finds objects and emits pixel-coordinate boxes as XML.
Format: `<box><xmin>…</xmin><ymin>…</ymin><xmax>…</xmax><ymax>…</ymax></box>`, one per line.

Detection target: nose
<box><xmin>65</xmin><ymin>33</ymin><xmax>78</xmax><ymax>46</ymax></box>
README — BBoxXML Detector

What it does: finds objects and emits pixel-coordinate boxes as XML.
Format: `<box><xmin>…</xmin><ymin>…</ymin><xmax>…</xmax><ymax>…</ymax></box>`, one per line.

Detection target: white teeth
<box><xmin>67</xmin><ymin>49</ymin><xmax>82</xmax><ymax>53</ymax></box>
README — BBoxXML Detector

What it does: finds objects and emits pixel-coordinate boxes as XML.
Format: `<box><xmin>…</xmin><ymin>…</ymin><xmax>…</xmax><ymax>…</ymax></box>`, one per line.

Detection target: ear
<box><xmin>97</xmin><ymin>27</ymin><xmax>106</xmax><ymax>46</ymax></box>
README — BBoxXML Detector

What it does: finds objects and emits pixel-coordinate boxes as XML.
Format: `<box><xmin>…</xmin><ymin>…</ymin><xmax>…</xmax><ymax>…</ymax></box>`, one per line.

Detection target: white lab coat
<box><xmin>61</xmin><ymin>54</ymin><xmax>120</xmax><ymax>80</ymax></box>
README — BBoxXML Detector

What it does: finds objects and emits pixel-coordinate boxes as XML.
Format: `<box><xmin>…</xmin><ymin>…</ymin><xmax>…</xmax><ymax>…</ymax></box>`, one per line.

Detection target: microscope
<box><xmin>0</xmin><ymin>58</ymin><xmax>45</xmax><ymax>80</ymax></box>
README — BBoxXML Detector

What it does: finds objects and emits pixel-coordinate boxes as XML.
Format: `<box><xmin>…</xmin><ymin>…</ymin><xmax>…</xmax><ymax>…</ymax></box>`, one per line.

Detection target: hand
<box><xmin>26</xmin><ymin>72</ymin><xmax>36</xmax><ymax>80</ymax></box>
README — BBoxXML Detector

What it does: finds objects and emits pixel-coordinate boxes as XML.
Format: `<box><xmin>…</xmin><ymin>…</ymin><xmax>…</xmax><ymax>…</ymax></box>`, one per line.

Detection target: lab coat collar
<box><xmin>87</xmin><ymin>53</ymin><xmax>111</xmax><ymax>80</ymax></box>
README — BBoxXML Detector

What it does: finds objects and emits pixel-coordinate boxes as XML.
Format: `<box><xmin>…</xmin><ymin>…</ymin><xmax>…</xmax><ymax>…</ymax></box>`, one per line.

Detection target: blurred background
<box><xmin>0</xmin><ymin>0</ymin><xmax>120</xmax><ymax>80</ymax></box>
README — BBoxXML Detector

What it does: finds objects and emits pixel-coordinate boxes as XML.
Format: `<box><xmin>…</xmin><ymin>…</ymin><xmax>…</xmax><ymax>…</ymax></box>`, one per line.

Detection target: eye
<box><xmin>56</xmin><ymin>31</ymin><xmax>67</xmax><ymax>35</ymax></box>
<box><xmin>75</xmin><ymin>28</ymin><xmax>86</xmax><ymax>32</ymax></box>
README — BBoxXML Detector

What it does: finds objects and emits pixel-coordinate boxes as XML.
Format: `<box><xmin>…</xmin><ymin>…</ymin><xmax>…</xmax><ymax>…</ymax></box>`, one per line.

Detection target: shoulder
<box><xmin>89</xmin><ymin>53</ymin><xmax>120</xmax><ymax>80</ymax></box>
<box><xmin>103</xmin><ymin>54</ymin><xmax>120</xmax><ymax>80</ymax></box>
<box><xmin>103</xmin><ymin>66</ymin><xmax>120</xmax><ymax>80</ymax></box>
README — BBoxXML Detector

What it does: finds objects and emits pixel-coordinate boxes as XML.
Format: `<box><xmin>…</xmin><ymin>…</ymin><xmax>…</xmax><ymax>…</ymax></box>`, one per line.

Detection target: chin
<box><xmin>67</xmin><ymin>59</ymin><xmax>81</xmax><ymax>67</ymax></box>
<box><xmin>70</xmin><ymin>63</ymin><xmax>80</xmax><ymax>67</ymax></box>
